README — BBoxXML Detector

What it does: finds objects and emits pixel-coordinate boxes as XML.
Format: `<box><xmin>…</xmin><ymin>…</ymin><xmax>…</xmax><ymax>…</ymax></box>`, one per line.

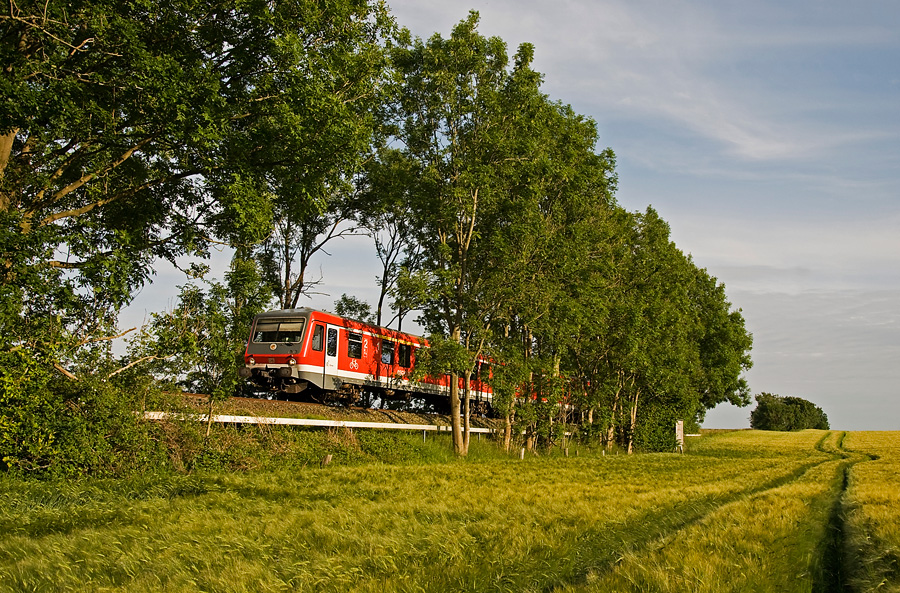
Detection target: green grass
<box><xmin>0</xmin><ymin>430</ymin><xmax>895</xmax><ymax>592</ymax></box>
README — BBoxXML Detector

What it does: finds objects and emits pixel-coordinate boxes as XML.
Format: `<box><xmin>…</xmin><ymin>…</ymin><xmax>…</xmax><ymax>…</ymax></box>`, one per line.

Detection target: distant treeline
<box><xmin>751</xmin><ymin>393</ymin><xmax>829</xmax><ymax>431</ymax></box>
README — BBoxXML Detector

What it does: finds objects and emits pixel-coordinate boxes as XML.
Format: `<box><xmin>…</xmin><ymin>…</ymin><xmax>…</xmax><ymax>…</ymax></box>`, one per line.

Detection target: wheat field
<box><xmin>0</xmin><ymin>430</ymin><xmax>896</xmax><ymax>592</ymax></box>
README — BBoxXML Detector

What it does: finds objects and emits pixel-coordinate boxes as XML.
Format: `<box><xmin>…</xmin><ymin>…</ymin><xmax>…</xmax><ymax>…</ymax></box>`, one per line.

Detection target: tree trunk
<box><xmin>558</xmin><ymin>399</ymin><xmax>569</xmax><ymax>451</ymax></box>
<box><xmin>551</xmin><ymin>353</ymin><xmax>562</xmax><ymax>452</ymax></box>
<box><xmin>0</xmin><ymin>129</ymin><xmax>18</xmax><ymax>215</ymax></box>
<box><xmin>289</xmin><ymin>264</ymin><xmax>305</xmax><ymax>308</ymax></box>
<box><xmin>503</xmin><ymin>411</ymin><xmax>513</xmax><ymax>452</ymax></box>
<box><xmin>627</xmin><ymin>388</ymin><xmax>640</xmax><ymax>454</ymax></box>
<box><xmin>376</xmin><ymin>288</ymin><xmax>385</xmax><ymax>327</ymax></box>
<box><xmin>447</xmin><ymin>325</ymin><xmax>465</xmax><ymax>455</ymax></box>
<box><xmin>0</xmin><ymin>128</ymin><xmax>16</xmax><ymax>188</ymax></box>
<box><xmin>205</xmin><ymin>395</ymin><xmax>215</xmax><ymax>439</ymax></box>
<box><xmin>463</xmin><ymin>384</ymin><xmax>471</xmax><ymax>452</ymax></box>
<box><xmin>449</xmin><ymin>371</ymin><xmax>465</xmax><ymax>455</ymax></box>
<box><xmin>606</xmin><ymin>387</ymin><xmax>620</xmax><ymax>451</ymax></box>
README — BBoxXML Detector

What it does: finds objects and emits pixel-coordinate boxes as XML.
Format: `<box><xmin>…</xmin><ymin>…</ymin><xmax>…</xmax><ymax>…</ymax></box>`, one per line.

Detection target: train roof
<box><xmin>252</xmin><ymin>308</ymin><xmax>422</xmax><ymax>341</ymax></box>
<box><xmin>253</xmin><ymin>308</ymin><xmax>316</xmax><ymax>318</ymax></box>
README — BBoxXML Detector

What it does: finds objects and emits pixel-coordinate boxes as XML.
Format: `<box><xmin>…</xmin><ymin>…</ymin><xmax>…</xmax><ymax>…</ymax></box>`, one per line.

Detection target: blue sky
<box><xmin>124</xmin><ymin>0</ymin><xmax>900</xmax><ymax>430</ymax></box>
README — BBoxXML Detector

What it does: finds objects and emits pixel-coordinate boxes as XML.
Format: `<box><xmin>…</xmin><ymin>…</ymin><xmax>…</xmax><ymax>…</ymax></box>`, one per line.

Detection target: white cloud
<box><xmin>389</xmin><ymin>0</ymin><xmax>900</xmax><ymax>164</ymax></box>
<box><xmin>663</xmin><ymin>211</ymin><xmax>900</xmax><ymax>293</ymax></box>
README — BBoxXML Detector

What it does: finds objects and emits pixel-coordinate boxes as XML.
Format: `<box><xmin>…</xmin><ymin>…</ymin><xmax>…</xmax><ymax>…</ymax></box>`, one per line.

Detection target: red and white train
<box><xmin>238</xmin><ymin>308</ymin><xmax>493</xmax><ymax>411</ymax></box>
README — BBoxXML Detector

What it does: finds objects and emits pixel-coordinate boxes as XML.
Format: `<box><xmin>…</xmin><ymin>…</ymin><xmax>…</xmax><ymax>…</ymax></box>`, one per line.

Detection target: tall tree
<box><xmin>579</xmin><ymin>208</ymin><xmax>752</xmax><ymax>452</ymax></box>
<box><xmin>392</xmin><ymin>12</ymin><xmax>603</xmax><ymax>454</ymax></box>
<box><xmin>357</xmin><ymin>148</ymin><xmax>419</xmax><ymax>327</ymax></box>
<box><xmin>0</xmin><ymin>0</ymin><xmax>392</xmax><ymax>368</ymax></box>
<box><xmin>485</xmin><ymin>106</ymin><xmax>618</xmax><ymax>450</ymax></box>
<box><xmin>0</xmin><ymin>0</ymin><xmax>392</xmax><ymax>473</ymax></box>
<box><xmin>691</xmin><ymin>267</ymin><xmax>754</xmax><ymax>414</ymax></box>
<box><xmin>214</xmin><ymin>0</ymin><xmax>392</xmax><ymax>311</ymax></box>
<box><xmin>257</xmin><ymin>185</ymin><xmax>360</xmax><ymax>310</ymax></box>
<box><xmin>388</xmin><ymin>13</ymin><xmax>550</xmax><ymax>454</ymax></box>
<box><xmin>386</xmin><ymin>14</ymin><xmax>626</xmax><ymax>453</ymax></box>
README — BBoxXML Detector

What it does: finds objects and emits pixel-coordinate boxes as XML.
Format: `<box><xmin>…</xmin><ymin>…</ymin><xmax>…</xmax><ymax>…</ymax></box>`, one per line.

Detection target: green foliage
<box><xmin>559</xmin><ymin>207</ymin><xmax>752</xmax><ymax>452</ymax></box>
<box><xmin>411</xmin><ymin>334</ymin><xmax>473</xmax><ymax>380</ymax></box>
<box><xmin>333</xmin><ymin>294</ymin><xmax>374</xmax><ymax>324</ymax></box>
<box><xmin>130</xmin><ymin>257</ymin><xmax>269</xmax><ymax>401</ymax></box>
<box><xmin>11</xmin><ymin>253</ymin><xmax>272</xmax><ymax>477</ymax></box>
<box><xmin>0</xmin><ymin>2</ymin><xmax>757</xmax><ymax>472</ymax></box>
<box><xmin>634</xmin><ymin>404</ymin><xmax>680</xmax><ymax>452</ymax></box>
<box><xmin>484</xmin><ymin>353</ymin><xmax>530</xmax><ymax>419</ymax></box>
<box><xmin>380</xmin><ymin>13</ymin><xmax>751</xmax><ymax>454</ymax></box>
<box><xmin>0</xmin><ymin>349</ymin><xmax>58</xmax><ymax>474</ymax></box>
<box><xmin>385</xmin><ymin>12</ymin><xmax>624</xmax><ymax>453</ymax></box>
<box><xmin>242</xmin><ymin>0</ymin><xmax>393</xmax><ymax>309</ymax></box>
<box><xmin>1</xmin><ymin>1</ymin><xmax>392</xmax><ymax>469</ymax></box>
<box><xmin>0</xmin><ymin>359</ymin><xmax>171</xmax><ymax>478</ymax></box>
<box><xmin>750</xmin><ymin>392</ymin><xmax>830</xmax><ymax>431</ymax></box>
<box><xmin>356</xmin><ymin>149</ymin><xmax>421</xmax><ymax>328</ymax></box>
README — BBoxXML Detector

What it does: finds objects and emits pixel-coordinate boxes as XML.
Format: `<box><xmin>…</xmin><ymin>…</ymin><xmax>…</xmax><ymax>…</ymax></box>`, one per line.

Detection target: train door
<box><xmin>324</xmin><ymin>325</ymin><xmax>339</xmax><ymax>387</ymax></box>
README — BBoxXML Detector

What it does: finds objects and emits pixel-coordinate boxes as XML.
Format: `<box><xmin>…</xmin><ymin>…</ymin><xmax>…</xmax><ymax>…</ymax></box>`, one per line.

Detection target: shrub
<box><xmin>635</xmin><ymin>404</ymin><xmax>679</xmax><ymax>452</ymax></box>
<box><xmin>750</xmin><ymin>393</ymin><xmax>829</xmax><ymax>431</ymax></box>
<box><xmin>0</xmin><ymin>358</ymin><xmax>172</xmax><ymax>478</ymax></box>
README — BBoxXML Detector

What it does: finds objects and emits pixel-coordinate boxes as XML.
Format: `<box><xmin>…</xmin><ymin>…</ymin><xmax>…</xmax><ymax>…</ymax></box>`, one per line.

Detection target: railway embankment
<box><xmin>177</xmin><ymin>392</ymin><xmax>502</xmax><ymax>430</ymax></box>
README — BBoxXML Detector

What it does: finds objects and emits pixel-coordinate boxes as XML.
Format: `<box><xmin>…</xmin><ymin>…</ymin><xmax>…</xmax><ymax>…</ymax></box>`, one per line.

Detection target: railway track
<box><xmin>176</xmin><ymin>392</ymin><xmax>500</xmax><ymax>430</ymax></box>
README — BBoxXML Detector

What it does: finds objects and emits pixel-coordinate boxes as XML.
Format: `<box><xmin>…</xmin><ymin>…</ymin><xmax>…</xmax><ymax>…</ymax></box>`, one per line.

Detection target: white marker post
<box><xmin>675</xmin><ymin>420</ymin><xmax>684</xmax><ymax>454</ymax></box>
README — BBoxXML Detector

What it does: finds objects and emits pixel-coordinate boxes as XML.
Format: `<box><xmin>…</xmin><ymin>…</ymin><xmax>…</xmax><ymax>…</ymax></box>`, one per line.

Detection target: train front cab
<box><xmin>239</xmin><ymin>308</ymin><xmax>422</xmax><ymax>400</ymax></box>
<box><xmin>239</xmin><ymin>309</ymin><xmax>320</xmax><ymax>394</ymax></box>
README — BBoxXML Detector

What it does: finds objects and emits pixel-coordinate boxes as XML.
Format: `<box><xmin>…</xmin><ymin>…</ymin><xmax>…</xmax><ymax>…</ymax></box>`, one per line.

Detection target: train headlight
<box><xmin>248</xmin><ymin>357</ymin><xmax>256</xmax><ymax>365</ymax></box>
<box><xmin>289</xmin><ymin>357</ymin><xmax>297</xmax><ymax>366</ymax></box>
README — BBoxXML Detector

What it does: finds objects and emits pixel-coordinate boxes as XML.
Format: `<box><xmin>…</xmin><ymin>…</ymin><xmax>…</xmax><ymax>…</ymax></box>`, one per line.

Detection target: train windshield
<box><xmin>252</xmin><ymin>318</ymin><xmax>307</xmax><ymax>344</ymax></box>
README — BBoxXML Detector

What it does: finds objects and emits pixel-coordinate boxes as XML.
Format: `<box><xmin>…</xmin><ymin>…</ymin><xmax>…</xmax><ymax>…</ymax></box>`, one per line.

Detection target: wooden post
<box><xmin>675</xmin><ymin>420</ymin><xmax>685</xmax><ymax>454</ymax></box>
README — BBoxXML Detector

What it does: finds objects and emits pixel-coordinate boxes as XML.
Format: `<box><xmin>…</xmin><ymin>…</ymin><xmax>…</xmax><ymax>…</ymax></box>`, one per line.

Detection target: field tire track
<box><xmin>818</xmin><ymin>432</ymin><xmax>883</xmax><ymax>593</ymax></box>
<box><xmin>818</xmin><ymin>460</ymin><xmax>853</xmax><ymax>593</ymax></box>
<box><xmin>550</xmin><ymin>450</ymin><xmax>840</xmax><ymax>592</ymax></box>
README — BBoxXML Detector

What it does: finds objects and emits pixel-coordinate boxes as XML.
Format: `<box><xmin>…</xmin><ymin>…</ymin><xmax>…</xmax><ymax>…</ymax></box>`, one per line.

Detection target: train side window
<box><xmin>381</xmin><ymin>340</ymin><xmax>394</xmax><ymax>365</ymax></box>
<box><xmin>311</xmin><ymin>324</ymin><xmax>324</xmax><ymax>351</ymax></box>
<box><xmin>347</xmin><ymin>332</ymin><xmax>362</xmax><ymax>359</ymax></box>
<box><xmin>398</xmin><ymin>343</ymin><xmax>412</xmax><ymax>368</ymax></box>
<box><xmin>326</xmin><ymin>328</ymin><xmax>337</xmax><ymax>357</ymax></box>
